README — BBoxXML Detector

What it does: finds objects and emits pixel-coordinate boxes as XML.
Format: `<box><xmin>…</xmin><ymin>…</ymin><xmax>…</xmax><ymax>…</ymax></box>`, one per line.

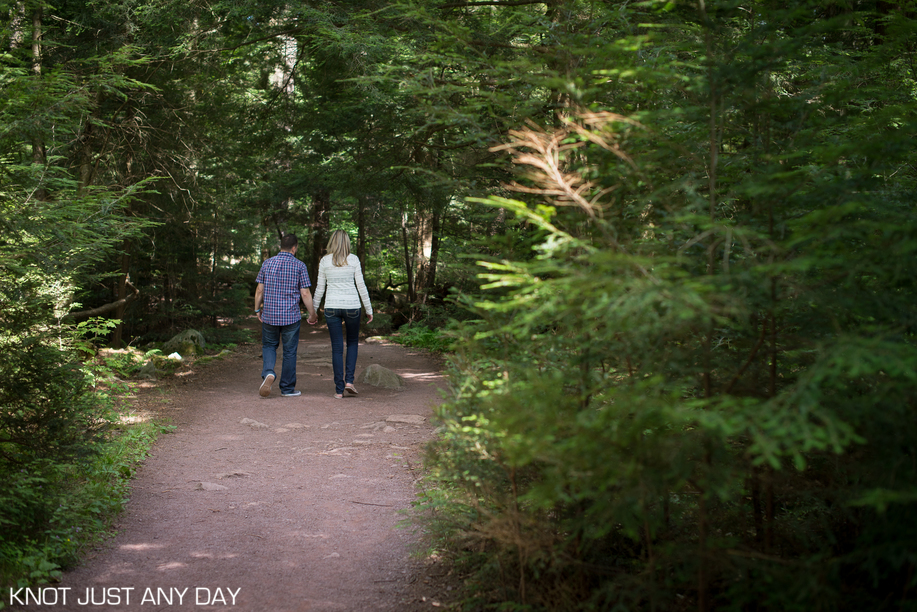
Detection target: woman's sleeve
<box><xmin>353</xmin><ymin>256</ymin><xmax>373</xmax><ymax>316</ymax></box>
<box><xmin>312</xmin><ymin>258</ymin><xmax>327</xmax><ymax>311</ymax></box>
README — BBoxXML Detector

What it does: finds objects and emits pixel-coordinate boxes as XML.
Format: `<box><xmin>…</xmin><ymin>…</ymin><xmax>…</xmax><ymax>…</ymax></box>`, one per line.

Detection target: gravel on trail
<box><xmin>14</xmin><ymin>324</ymin><xmax>454</xmax><ymax>612</ymax></box>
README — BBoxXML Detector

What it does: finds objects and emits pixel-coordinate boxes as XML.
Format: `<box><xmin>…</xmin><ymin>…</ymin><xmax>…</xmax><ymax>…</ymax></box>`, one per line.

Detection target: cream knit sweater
<box><xmin>311</xmin><ymin>254</ymin><xmax>373</xmax><ymax>315</ymax></box>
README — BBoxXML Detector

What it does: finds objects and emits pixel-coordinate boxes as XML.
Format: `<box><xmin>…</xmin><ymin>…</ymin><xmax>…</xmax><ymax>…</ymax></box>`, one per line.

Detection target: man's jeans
<box><xmin>325</xmin><ymin>308</ymin><xmax>361</xmax><ymax>395</ymax></box>
<box><xmin>262</xmin><ymin>320</ymin><xmax>301</xmax><ymax>394</ymax></box>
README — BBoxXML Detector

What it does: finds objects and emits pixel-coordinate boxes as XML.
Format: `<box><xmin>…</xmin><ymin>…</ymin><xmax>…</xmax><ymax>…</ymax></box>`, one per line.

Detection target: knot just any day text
<box><xmin>10</xmin><ymin>586</ymin><xmax>241</xmax><ymax>606</ymax></box>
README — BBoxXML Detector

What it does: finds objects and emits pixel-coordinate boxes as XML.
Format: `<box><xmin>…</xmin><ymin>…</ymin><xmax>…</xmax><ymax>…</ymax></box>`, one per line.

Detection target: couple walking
<box><xmin>254</xmin><ymin>231</ymin><xmax>373</xmax><ymax>399</ymax></box>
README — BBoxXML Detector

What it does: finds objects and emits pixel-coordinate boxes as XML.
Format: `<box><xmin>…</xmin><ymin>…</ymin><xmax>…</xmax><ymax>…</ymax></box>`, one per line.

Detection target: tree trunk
<box><xmin>546</xmin><ymin>0</ymin><xmax>574</xmax><ymax>125</ymax></box>
<box><xmin>415</xmin><ymin>207</ymin><xmax>433</xmax><ymax>300</ymax></box>
<box><xmin>110</xmin><ymin>245</ymin><xmax>132</xmax><ymax>347</ymax></box>
<box><xmin>77</xmin><ymin>89</ymin><xmax>105</xmax><ymax>193</ymax></box>
<box><xmin>357</xmin><ymin>195</ymin><xmax>368</xmax><ymax>265</ymax></box>
<box><xmin>78</xmin><ymin>118</ymin><xmax>95</xmax><ymax>192</ymax></box>
<box><xmin>415</xmin><ymin>207</ymin><xmax>441</xmax><ymax>300</ymax></box>
<box><xmin>308</xmin><ymin>188</ymin><xmax>330</xmax><ymax>280</ymax></box>
<box><xmin>210</xmin><ymin>207</ymin><xmax>219</xmax><ymax>327</ymax></box>
<box><xmin>401</xmin><ymin>210</ymin><xmax>416</xmax><ymax>304</ymax></box>
<box><xmin>31</xmin><ymin>5</ymin><xmax>41</xmax><ymax>76</ymax></box>
<box><xmin>427</xmin><ymin>210</ymin><xmax>441</xmax><ymax>291</ymax></box>
<box><xmin>30</xmin><ymin>4</ymin><xmax>48</xmax><ymax>201</ymax></box>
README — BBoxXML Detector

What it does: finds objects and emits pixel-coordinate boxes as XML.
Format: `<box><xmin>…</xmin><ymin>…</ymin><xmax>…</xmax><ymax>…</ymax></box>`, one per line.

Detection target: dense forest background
<box><xmin>2</xmin><ymin>0</ymin><xmax>916</xmax><ymax>610</ymax></box>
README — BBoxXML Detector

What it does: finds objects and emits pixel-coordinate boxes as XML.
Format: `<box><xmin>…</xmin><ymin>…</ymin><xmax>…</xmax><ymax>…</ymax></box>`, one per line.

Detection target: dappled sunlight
<box><xmin>118</xmin><ymin>413</ymin><xmax>149</xmax><ymax>425</ymax></box>
<box><xmin>119</xmin><ymin>543</ymin><xmax>164</xmax><ymax>552</ymax></box>
<box><xmin>188</xmin><ymin>551</ymin><xmax>240</xmax><ymax>560</ymax></box>
<box><xmin>399</xmin><ymin>371</ymin><xmax>444</xmax><ymax>382</ymax></box>
<box><xmin>156</xmin><ymin>561</ymin><xmax>187</xmax><ymax>571</ymax></box>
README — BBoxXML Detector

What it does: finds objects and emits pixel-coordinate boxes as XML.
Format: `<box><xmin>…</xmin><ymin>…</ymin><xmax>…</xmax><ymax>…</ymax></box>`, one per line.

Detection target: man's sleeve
<box><xmin>299</xmin><ymin>263</ymin><xmax>311</xmax><ymax>288</ymax></box>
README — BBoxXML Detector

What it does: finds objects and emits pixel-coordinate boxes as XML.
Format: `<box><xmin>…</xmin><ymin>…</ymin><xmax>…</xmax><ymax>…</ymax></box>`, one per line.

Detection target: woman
<box><xmin>308</xmin><ymin>230</ymin><xmax>374</xmax><ymax>398</ymax></box>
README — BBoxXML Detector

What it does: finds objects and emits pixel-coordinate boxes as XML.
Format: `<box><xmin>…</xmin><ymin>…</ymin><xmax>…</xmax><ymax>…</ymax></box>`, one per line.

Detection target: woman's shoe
<box><xmin>334</xmin><ymin>393</ymin><xmax>343</xmax><ymax>399</ymax></box>
<box><xmin>345</xmin><ymin>384</ymin><xmax>358</xmax><ymax>395</ymax></box>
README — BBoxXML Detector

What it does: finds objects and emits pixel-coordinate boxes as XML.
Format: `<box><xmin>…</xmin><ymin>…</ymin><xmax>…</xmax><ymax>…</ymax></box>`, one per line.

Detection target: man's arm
<box><xmin>254</xmin><ymin>283</ymin><xmax>265</xmax><ymax>322</ymax></box>
<box><xmin>300</xmin><ymin>288</ymin><xmax>317</xmax><ymax>323</ymax></box>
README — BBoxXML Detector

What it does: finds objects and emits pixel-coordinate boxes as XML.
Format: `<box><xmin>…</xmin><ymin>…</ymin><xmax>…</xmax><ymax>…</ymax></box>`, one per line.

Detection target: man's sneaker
<box><xmin>259</xmin><ymin>373</ymin><xmax>275</xmax><ymax>397</ymax></box>
<box><xmin>281</xmin><ymin>390</ymin><xmax>301</xmax><ymax>397</ymax></box>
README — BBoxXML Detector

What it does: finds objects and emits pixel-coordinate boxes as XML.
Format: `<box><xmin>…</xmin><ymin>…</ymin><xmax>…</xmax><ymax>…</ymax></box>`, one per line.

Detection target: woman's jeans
<box><xmin>325</xmin><ymin>308</ymin><xmax>361</xmax><ymax>394</ymax></box>
<box><xmin>261</xmin><ymin>320</ymin><xmax>301</xmax><ymax>394</ymax></box>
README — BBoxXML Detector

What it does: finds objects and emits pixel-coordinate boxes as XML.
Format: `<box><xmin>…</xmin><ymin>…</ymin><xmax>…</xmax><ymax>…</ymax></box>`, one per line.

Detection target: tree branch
<box><xmin>66</xmin><ymin>281</ymin><xmax>139</xmax><ymax>322</ymax></box>
<box><xmin>215</xmin><ymin>28</ymin><xmax>304</xmax><ymax>53</ymax></box>
<box><xmin>440</xmin><ymin>0</ymin><xmax>547</xmax><ymax>8</ymax></box>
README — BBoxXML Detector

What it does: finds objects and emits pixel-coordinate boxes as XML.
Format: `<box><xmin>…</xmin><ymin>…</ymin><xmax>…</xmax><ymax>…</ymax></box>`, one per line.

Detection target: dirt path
<box><xmin>19</xmin><ymin>325</ymin><xmax>450</xmax><ymax>611</ymax></box>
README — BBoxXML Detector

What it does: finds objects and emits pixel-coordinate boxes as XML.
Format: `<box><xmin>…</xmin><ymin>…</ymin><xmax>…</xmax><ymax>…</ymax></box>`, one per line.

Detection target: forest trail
<box><xmin>21</xmin><ymin>325</ymin><xmax>448</xmax><ymax>611</ymax></box>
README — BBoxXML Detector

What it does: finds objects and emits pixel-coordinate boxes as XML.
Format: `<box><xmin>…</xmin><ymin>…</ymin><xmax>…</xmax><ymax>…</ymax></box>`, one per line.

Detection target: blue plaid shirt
<box><xmin>256</xmin><ymin>251</ymin><xmax>311</xmax><ymax>326</ymax></box>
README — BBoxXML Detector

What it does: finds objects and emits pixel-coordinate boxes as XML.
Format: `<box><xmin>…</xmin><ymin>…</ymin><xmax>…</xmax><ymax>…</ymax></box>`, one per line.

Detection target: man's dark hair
<box><xmin>280</xmin><ymin>234</ymin><xmax>298</xmax><ymax>251</ymax></box>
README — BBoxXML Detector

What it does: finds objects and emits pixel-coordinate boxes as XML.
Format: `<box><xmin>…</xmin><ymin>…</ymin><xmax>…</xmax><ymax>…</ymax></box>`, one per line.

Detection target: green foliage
<box><xmin>0</xmin><ymin>338</ymin><xmax>114</xmax><ymax>469</ymax></box>
<box><xmin>202</xmin><ymin>325</ymin><xmax>255</xmax><ymax>347</ymax></box>
<box><xmin>0</xmin><ymin>419</ymin><xmax>164</xmax><ymax>596</ymax></box>
<box><xmin>0</xmin><ymin>305</ymin><xmax>166</xmax><ymax>593</ymax></box>
<box><xmin>417</xmin><ymin>1</ymin><xmax>917</xmax><ymax>610</ymax></box>
<box><xmin>391</xmin><ymin>323</ymin><xmax>455</xmax><ymax>353</ymax></box>
<box><xmin>0</xmin><ymin>335</ymin><xmax>112</xmax><ymax>588</ymax></box>
<box><xmin>0</xmin><ymin>15</ymin><xmax>170</xmax><ymax>597</ymax></box>
<box><xmin>194</xmin><ymin>349</ymin><xmax>233</xmax><ymax>366</ymax></box>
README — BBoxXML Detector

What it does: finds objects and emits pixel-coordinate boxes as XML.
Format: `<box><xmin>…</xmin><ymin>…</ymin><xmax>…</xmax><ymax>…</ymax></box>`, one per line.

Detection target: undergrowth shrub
<box><xmin>392</xmin><ymin>323</ymin><xmax>455</xmax><ymax>353</ymax></box>
<box><xmin>0</xmin><ymin>416</ymin><xmax>164</xmax><ymax>602</ymax></box>
<box><xmin>416</xmin><ymin>5</ymin><xmax>917</xmax><ymax>605</ymax></box>
<box><xmin>0</xmin><ymin>337</ymin><xmax>113</xmax><ymax>471</ymax></box>
<box><xmin>0</xmin><ymin>322</ymin><xmax>166</xmax><ymax>599</ymax></box>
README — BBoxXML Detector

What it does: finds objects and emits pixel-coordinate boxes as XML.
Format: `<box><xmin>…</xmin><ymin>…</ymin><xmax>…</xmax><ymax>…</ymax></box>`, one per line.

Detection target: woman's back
<box><xmin>313</xmin><ymin>253</ymin><xmax>373</xmax><ymax>314</ymax></box>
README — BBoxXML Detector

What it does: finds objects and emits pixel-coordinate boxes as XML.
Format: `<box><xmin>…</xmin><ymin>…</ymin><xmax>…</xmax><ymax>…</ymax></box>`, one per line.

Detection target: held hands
<box><xmin>303</xmin><ymin>311</ymin><xmax>369</xmax><ymax>324</ymax></box>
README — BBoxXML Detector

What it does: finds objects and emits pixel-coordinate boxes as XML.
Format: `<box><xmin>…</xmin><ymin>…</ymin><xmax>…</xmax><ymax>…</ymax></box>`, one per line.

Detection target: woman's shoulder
<box><xmin>346</xmin><ymin>254</ymin><xmax>361</xmax><ymax>265</ymax></box>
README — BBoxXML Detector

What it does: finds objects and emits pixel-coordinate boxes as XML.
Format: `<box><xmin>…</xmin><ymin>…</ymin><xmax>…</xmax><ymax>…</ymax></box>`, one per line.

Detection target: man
<box><xmin>254</xmin><ymin>234</ymin><xmax>317</xmax><ymax>398</ymax></box>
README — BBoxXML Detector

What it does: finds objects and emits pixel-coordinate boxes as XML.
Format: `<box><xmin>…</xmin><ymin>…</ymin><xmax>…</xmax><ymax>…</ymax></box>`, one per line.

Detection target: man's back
<box><xmin>257</xmin><ymin>251</ymin><xmax>310</xmax><ymax>325</ymax></box>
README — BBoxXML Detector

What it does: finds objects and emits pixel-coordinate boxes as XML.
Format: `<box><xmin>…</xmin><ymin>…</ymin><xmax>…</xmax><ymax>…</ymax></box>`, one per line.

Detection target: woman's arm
<box><xmin>311</xmin><ymin>258</ymin><xmax>327</xmax><ymax>312</ymax></box>
<box><xmin>352</xmin><ymin>255</ymin><xmax>373</xmax><ymax>318</ymax></box>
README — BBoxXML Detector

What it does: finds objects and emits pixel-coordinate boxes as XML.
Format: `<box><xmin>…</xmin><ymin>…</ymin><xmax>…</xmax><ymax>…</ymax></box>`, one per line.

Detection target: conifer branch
<box><xmin>440</xmin><ymin>0</ymin><xmax>547</xmax><ymax>8</ymax></box>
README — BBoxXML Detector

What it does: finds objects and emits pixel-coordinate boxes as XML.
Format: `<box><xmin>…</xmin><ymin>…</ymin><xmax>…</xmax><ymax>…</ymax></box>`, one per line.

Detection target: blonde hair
<box><xmin>326</xmin><ymin>230</ymin><xmax>352</xmax><ymax>267</ymax></box>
